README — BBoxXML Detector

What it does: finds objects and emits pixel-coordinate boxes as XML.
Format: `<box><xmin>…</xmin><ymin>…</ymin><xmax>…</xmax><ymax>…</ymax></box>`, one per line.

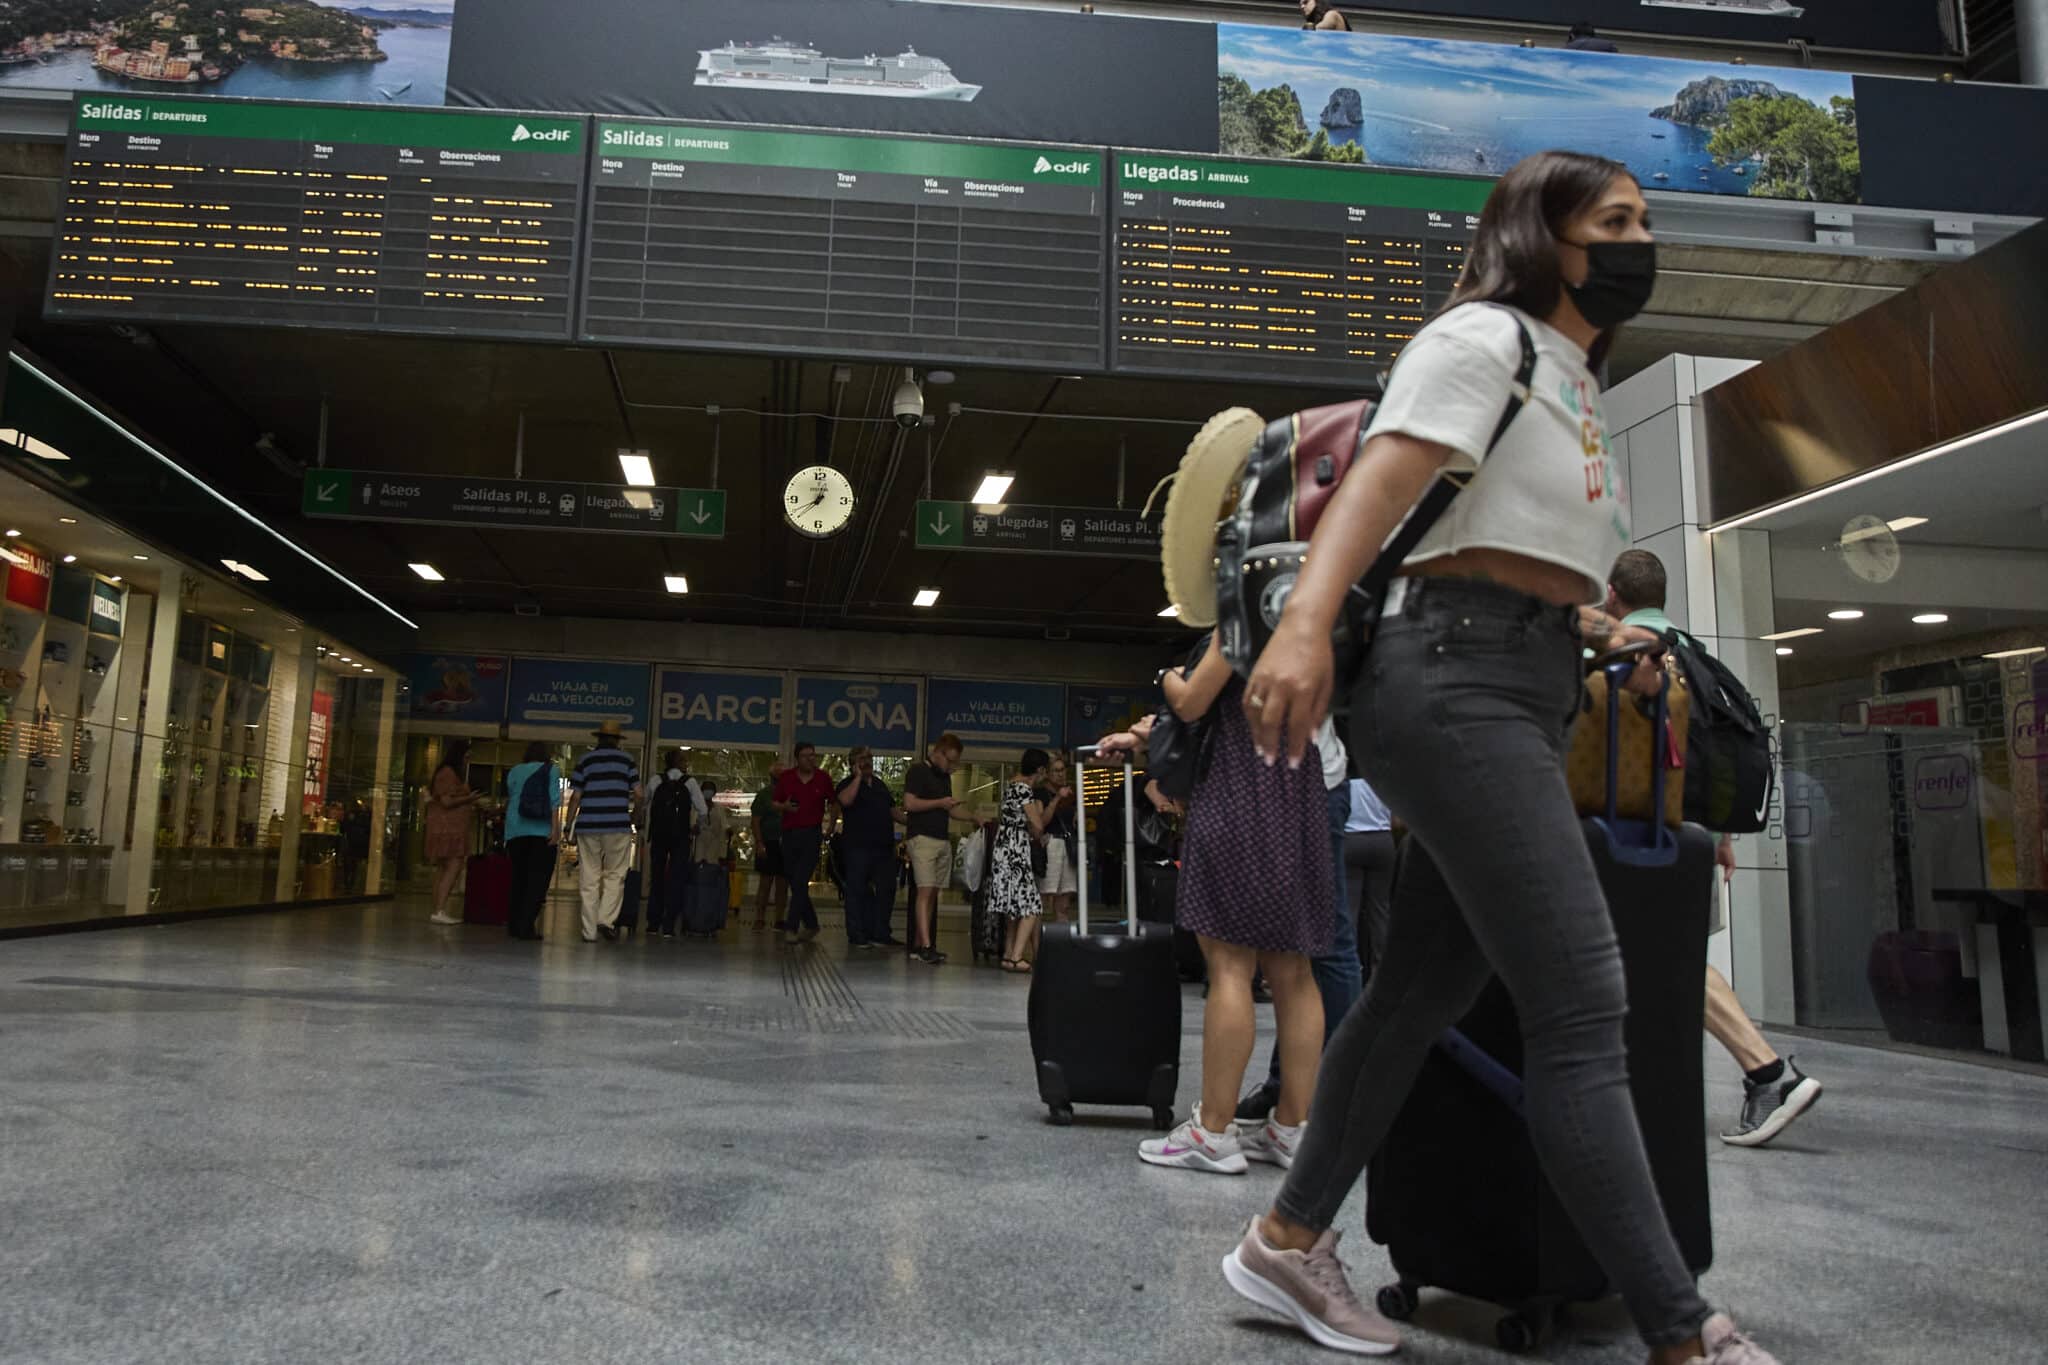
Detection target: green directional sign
<box><xmin>917</xmin><ymin>500</ymin><xmax>966</xmax><ymax>548</ymax></box>
<box><xmin>302</xmin><ymin>470</ymin><xmax>726</xmax><ymax>540</ymax></box>
<box><xmin>673</xmin><ymin>489</ymin><xmax>727</xmax><ymax>539</ymax></box>
<box><xmin>915</xmin><ymin>500</ymin><xmax>1159</xmax><ymax>559</ymax></box>
<box><xmin>302</xmin><ymin>469</ymin><xmax>353</xmax><ymax>517</ymax></box>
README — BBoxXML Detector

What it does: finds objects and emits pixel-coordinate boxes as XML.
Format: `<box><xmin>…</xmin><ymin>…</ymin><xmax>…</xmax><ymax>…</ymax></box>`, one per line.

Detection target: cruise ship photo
<box><xmin>695</xmin><ymin>38</ymin><xmax>982</xmax><ymax>100</ymax></box>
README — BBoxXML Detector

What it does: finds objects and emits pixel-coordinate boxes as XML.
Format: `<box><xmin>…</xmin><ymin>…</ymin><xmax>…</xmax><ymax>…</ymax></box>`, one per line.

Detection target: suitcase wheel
<box><xmin>1047</xmin><ymin>1104</ymin><xmax>1075</xmax><ymax>1127</ymax></box>
<box><xmin>1494</xmin><ymin>1308</ymin><xmax>1546</xmax><ymax>1355</ymax></box>
<box><xmin>1376</xmin><ymin>1283</ymin><xmax>1419</xmax><ymax>1322</ymax></box>
<box><xmin>1151</xmin><ymin>1107</ymin><xmax>1175</xmax><ymax>1132</ymax></box>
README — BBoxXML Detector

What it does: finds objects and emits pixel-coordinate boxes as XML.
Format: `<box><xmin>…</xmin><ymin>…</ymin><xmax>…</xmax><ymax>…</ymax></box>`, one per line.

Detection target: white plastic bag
<box><xmin>955</xmin><ymin>830</ymin><xmax>984</xmax><ymax>893</ymax></box>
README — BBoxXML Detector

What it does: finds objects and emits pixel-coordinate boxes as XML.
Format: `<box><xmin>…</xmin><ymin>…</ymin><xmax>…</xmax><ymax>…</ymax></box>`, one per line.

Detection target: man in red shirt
<box><xmin>773</xmin><ymin>742</ymin><xmax>836</xmax><ymax>943</ymax></box>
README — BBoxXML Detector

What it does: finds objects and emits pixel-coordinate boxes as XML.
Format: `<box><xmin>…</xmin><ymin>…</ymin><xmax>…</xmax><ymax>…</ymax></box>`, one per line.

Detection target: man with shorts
<box><xmin>1606</xmin><ymin>548</ymin><xmax>1823</xmax><ymax>1147</ymax></box>
<box><xmin>902</xmin><ymin>733</ymin><xmax>967</xmax><ymax>966</ymax></box>
<box><xmin>750</xmin><ymin>762</ymin><xmax>788</xmax><ymax>931</ymax></box>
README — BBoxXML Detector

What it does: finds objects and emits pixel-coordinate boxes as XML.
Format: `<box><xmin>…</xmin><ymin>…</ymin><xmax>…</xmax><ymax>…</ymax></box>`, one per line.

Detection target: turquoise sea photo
<box><xmin>1216</xmin><ymin>24</ymin><xmax>1860</xmax><ymax>203</ymax></box>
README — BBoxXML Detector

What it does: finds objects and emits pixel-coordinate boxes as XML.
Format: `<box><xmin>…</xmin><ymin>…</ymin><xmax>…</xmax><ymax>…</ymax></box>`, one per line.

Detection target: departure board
<box><xmin>48</xmin><ymin>96</ymin><xmax>586</xmax><ymax>339</ymax></box>
<box><xmin>1112</xmin><ymin>153</ymin><xmax>1494</xmax><ymax>388</ymax></box>
<box><xmin>582</xmin><ymin>121</ymin><xmax>1106</xmax><ymax>371</ymax></box>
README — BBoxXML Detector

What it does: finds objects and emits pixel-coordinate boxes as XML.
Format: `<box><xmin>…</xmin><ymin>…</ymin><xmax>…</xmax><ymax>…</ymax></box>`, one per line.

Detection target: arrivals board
<box><xmin>581</xmin><ymin>121</ymin><xmax>1106</xmax><ymax>371</ymax></box>
<box><xmin>1111</xmin><ymin>153</ymin><xmax>1494</xmax><ymax>388</ymax></box>
<box><xmin>47</xmin><ymin>96</ymin><xmax>586</xmax><ymax>340</ymax></box>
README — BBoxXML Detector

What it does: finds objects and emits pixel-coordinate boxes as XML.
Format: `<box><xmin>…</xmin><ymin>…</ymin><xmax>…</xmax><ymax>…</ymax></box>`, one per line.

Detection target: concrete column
<box><xmin>101</xmin><ymin>588</ymin><xmax>152</xmax><ymax>909</ymax></box>
<box><xmin>2017</xmin><ymin>0</ymin><xmax>2048</xmax><ymax>87</ymax></box>
<box><xmin>364</xmin><ymin>672</ymin><xmax>396</xmax><ymax>895</ymax></box>
<box><xmin>122</xmin><ymin>570</ymin><xmax>183</xmax><ymax>914</ymax></box>
<box><xmin>273</xmin><ymin>636</ymin><xmax>319</xmax><ymax>902</ymax></box>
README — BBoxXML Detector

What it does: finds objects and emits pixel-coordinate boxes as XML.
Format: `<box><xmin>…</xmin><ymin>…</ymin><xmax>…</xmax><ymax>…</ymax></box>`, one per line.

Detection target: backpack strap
<box><xmin>1355</xmin><ymin>308</ymin><xmax>1537</xmax><ymax>608</ymax></box>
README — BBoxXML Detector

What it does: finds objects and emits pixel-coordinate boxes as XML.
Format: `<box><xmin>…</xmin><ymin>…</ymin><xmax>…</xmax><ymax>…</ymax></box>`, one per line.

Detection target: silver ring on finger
<box><xmin>1248</xmin><ymin>693</ymin><xmax>1268</xmax><ymax>710</ymax></box>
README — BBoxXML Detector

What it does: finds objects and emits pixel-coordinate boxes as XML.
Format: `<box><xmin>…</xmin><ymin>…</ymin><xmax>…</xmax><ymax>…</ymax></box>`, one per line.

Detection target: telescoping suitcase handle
<box><xmin>1073</xmin><ymin>743</ymin><xmax>1139</xmax><ymax>936</ymax></box>
<box><xmin>1591</xmin><ymin>647</ymin><xmax>1680</xmax><ymax>869</ymax></box>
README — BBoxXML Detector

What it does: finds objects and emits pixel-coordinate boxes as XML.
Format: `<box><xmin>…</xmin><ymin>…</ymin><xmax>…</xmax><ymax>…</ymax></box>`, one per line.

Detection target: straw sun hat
<box><xmin>1156</xmin><ymin>406</ymin><xmax>1266</xmax><ymax>627</ymax></box>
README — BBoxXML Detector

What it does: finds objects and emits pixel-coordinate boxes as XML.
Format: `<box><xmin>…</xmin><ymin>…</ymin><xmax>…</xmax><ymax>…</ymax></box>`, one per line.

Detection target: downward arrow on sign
<box><xmin>929</xmin><ymin>513</ymin><xmax>952</xmax><ymax>535</ymax></box>
<box><xmin>315</xmin><ymin>482</ymin><xmax>339</xmax><ymax>503</ymax></box>
<box><xmin>690</xmin><ymin>500</ymin><xmax>712</xmax><ymax>526</ymax></box>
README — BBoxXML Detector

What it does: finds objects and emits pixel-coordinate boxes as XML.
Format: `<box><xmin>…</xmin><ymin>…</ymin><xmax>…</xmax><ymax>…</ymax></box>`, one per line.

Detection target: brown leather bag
<box><xmin>1567</xmin><ymin>661</ymin><xmax>1689</xmax><ymax>827</ymax></box>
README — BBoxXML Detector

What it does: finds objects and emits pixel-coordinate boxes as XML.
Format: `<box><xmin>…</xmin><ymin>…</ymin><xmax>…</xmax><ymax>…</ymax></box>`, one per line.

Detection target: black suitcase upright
<box><xmin>1365</xmin><ymin>654</ymin><xmax>1715</xmax><ymax>1353</ymax></box>
<box><xmin>1028</xmin><ymin>750</ymin><xmax>1182</xmax><ymax>1130</ymax></box>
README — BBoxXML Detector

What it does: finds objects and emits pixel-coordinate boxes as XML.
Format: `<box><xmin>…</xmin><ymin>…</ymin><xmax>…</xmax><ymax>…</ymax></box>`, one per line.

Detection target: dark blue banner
<box><xmin>794</xmin><ymin>676</ymin><xmax>918</xmax><ymax>754</ymax></box>
<box><xmin>655</xmin><ymin>668</ymin><xmax>783</xmax><ymax>748</ymax></box>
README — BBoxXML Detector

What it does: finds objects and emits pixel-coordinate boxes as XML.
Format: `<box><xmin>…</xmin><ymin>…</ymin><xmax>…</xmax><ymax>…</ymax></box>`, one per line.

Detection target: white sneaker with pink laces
<box><xmin>1137</xmin><ymin>1107</ymin><xmax>1247</xmax><ymax>1174</ymax></box>
<box><xmin>1691</xmin><ymin>1313</ymin><xmax>1782</xmax><ymax>1364</ymax></box>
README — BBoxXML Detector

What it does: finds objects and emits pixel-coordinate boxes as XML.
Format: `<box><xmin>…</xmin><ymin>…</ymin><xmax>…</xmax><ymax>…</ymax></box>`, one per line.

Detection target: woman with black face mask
<box><xmin>1215</xmin><ymin>152</ymin><xmax>1781</xmax><ymax>1365</ymax></box>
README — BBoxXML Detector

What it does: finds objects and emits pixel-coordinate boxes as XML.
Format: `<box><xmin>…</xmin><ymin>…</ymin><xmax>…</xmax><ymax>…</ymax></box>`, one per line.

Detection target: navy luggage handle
<box><xmin>1588</xmin><ymin>654</ymin><xmax>1680</xmax><ymax>870</ymax></box>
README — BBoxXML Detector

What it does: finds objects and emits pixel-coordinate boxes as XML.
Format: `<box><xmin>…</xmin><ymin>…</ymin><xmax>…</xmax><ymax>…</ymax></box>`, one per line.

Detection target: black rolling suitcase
<box><xmin>1366</xmin><ymin>654</ymin><xmax>1714</xmax><ymax>1354</ymax></box>
<box><xmin>1028</xmin><ymin>748</ymin><xmax>1182</xmax><ymax>1129</ymax></box>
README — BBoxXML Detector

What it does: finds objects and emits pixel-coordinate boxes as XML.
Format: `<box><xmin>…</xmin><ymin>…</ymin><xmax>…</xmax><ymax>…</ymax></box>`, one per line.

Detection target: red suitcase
<box><xmin>463</xmin><ymin>852</ymin><xmax>511</xmax><ymax>925</ymax></box>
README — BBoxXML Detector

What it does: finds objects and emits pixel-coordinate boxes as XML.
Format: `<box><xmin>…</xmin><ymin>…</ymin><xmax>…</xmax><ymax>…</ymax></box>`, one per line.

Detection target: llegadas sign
<box><xmin>656</xmin><ymin>668</ymin><xmax>783</xmax><ymax>747</ymax></box>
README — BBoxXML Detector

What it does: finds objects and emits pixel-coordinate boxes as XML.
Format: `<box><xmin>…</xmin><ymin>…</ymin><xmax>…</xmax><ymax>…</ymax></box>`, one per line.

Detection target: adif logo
<box><xmin>512</xmin><ymin>123</ymin><xmax>572</xmax><ymax>144</ymax></box>
<box><xmin>1032</xmin><ymin>155</ymin><xmax>1092</xmax><ymax>175</ymax></box>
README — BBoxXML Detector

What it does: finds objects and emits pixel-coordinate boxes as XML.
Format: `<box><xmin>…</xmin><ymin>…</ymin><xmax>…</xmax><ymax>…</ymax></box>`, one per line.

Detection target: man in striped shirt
<box><xmin>567</xmin><ymin>719</ymin><xmax>642</xmax><ymax>942</ymax></box>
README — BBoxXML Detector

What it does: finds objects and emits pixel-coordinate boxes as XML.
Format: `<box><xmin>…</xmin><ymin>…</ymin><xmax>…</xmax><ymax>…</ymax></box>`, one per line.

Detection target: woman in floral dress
<box><xmin>984</xmin><ymin>748</ymin><xmax>1055</xmax><ymax>972</ymax></box>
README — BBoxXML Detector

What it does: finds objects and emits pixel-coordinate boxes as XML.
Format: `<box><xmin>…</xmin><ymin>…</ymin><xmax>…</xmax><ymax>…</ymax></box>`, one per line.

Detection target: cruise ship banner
<box><xmin>444</xmin><ymin>0</ymin><xmax>1218</xmax><ymax>153</ymax></box>
<box><xmin>0</xmin><ymin>0</ymin><xmax>451</xmax><ymax>105</ymax></box>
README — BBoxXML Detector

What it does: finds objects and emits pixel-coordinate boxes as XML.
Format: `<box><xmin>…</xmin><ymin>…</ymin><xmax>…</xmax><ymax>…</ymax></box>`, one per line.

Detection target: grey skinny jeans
<box><xmin>1273</xmin><ymin>577</ymin><xmax>1713</xmax><ymax>1349</ymax></box>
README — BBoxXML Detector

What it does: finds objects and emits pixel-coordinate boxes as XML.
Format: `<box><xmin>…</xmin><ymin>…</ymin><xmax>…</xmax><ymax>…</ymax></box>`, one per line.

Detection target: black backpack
<box><xmin>1662</xmin><ymin>630</ymin><xmax>1774</xmax><ymax>833</ymax></box>
<box><xmin>649</xmin><ymin>777</ymin><xmax>693</xmax><ymax>847</ymax></box>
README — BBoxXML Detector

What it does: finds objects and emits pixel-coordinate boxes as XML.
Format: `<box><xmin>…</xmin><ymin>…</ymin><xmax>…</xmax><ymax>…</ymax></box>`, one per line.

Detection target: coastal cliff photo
<box><xmin>0</xmin><ymin>0</ymin><xmax>450</xmax><ymax>104</ymax></box>
<box><xmin>1216</xmin><ymin>24</ymin><xmax>1859</xmax><ymax>203</ymax></box>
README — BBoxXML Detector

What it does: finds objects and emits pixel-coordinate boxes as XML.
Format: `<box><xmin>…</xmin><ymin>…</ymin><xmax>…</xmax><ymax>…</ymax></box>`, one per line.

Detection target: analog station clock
<box><xmin>783</xmin><ymin>465</ymin><xmax>855</xmax><ymax>539</ymax></box>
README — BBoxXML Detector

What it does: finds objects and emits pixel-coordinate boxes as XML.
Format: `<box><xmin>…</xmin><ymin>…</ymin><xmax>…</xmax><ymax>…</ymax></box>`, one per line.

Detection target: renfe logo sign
<box><xmin>1912</xmin><ymin>754</ymin><xmax>1973</xmax><ymax>811</ymax></box>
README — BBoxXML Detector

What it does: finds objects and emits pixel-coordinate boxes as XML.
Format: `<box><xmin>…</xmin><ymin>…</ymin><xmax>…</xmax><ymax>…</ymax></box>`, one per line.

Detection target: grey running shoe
<box><xmin>1691</xmin><ymin>1313</ymin><xmax>1781</xmax><ymax>1364</ymax></box>
<box><xmin>1238</xmin><ymin>1117</ymin><xmax>1302</xmax><ymax>1169</ymax></box>
<box><xmin>1722</xmin><ymin>1057</ymin><xmax>1821</xmax><ymax>1148</ymax></box>
<box><xmin>1222</xmin><ymin>1219</ymin><xmax>1400</xmax><ymax>1355</ymax></box>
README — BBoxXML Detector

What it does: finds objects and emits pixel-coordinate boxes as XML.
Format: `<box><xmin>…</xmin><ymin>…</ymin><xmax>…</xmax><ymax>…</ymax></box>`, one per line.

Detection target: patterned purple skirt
<box><xmin>1175</xmin><ymin>676</ymin><xmax>1335</xmax><ymax>955</ymax></box>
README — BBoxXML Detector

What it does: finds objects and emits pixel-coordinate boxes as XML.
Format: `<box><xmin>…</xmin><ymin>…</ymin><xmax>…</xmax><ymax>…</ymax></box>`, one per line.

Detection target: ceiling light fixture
<box><xmin>61</xmin><ymin>554</ymin><xmax>76</xmax><ymax>564</ymax></box>
<box><xmin>58</xmin><ymin>516</ymin><xmax>77</xmax><ymax>524</ymax></box>
<box><xmin>1775</xmin><ymin>647</ymin><xmax>1794</xmax><ymax>656</ymax></box>
<box><xmin>1827</xmin><ymin>609</ymin><xmax>1864</xmax><ymax>621</ymax></box>
<box><xmin>0</xmin><ymin>428</ymin><xmax>70</xmax><ymax>461</ymax></box>
<box><xmin>970</xmin><ymin>473</ymin><xmax>1014</xmax><ymax>506</ymax></box>
<box><xmin>9</xmin><ymin>352</ymin><xmax>418</xmax><ymax>632</ymax></box>
<box><xmin>1158</xmin><ymin>604</ymin><xmax>1180</xmax><ymax>618</ymax></box>
<box><xmin>408</xmin><ymin>562</ymin><xmax>445</xmax><ymax>582</ymax></box>
<box><xmin>221</xmin><ymin>559</ymin><xmax>269</xmax><ymax>583</ymax></box>
<box><xmin>109</xmin><ymin>575</ymin><xmax>121</xmax><ymax>583</ymax></box>
<box><xmin>132</xmin><ymin>554</ymin><xmax>148</xmax><ymax>561</ymax></box>
<box><xmin>1705</xmin><ymin>407</ymin><xmax>2048</xmax><ymax>535</ymax></box>
<box><xmin>663</xmin><ymin>575</ymin><xmax>689</xmax><ymax>594</ymax></box>
<box><xmin>1912</xmin><ymin>613</ymin><xmax>1949</xmax><ymax>625</ymax></box>
<box><xmin>912</xmin><ymin>588</ymin><xmax>941</xmax><ymax>608</ymax></box>
<box><xmin>1886</xmin><ymin>516</ymin><xmax>1928</xmax><ymax>533</ymax></box>
<box><xmin>1984</xmin><ymin>646</ymin><xmax>2047</xmax><ymax>660</ymax></box>
<box><xmin>1760</xmin><ymin>627</ymin><xmax>1823</xmax><ymax>641</ymax></box>
<box><xmin>3</xmin><ymin>529</ymin><xmax>17</xmax><ymax>537</ymax></box>
<box><xmin>618</xmin><ymin>450</ymin><xmax>656</xmax><ymax>486</ymax></box>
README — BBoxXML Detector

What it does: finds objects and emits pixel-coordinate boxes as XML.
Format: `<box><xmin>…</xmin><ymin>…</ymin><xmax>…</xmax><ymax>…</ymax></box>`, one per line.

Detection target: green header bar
<box><xmin>73</xmin><ymin>95</ymin><xmax>585</xmax><ymax>154</ymax></box>
<box><xmin>1116</xmin><ymin>153</ymin><xmax>1492</xmax><ymax>212</ymax></box>
<box><xmin>595</xmin><ymin>120</ymin><xmax>1099</xmax><ymax>184</ymax></box>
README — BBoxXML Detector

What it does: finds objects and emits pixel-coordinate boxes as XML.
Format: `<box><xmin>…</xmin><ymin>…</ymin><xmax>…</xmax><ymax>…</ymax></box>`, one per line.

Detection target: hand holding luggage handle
<box><xmin>1072</xmin><ymin>743</ymin><xmax>1139</xmax><ymax>936</ymax></box>
<box><xmin>1588</xmin><ymin>645</ymin><xmax>1680</xmax><ymax>870</ymax></box>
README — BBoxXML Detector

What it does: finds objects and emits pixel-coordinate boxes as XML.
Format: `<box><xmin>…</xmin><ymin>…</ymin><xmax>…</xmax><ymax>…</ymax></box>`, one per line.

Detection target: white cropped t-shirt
<box><xmin>1369</xmin><ymin>302</ymin><xmax>1629</xmax><ymax>604</ymax></box>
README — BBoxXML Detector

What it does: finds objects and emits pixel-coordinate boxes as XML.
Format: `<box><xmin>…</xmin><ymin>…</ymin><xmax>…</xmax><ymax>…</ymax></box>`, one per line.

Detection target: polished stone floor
<box><xmin>3</xmin><ymin>894</ymin><xmax>2044</xmax><ymax>1365</ymax></box>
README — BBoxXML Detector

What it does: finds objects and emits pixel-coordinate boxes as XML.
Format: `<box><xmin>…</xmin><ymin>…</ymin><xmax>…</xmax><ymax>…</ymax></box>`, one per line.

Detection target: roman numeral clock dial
<box><xmin>783</xmin><ymin>465</ymin><xmax>855</xmax><ymax>539</ymax></box>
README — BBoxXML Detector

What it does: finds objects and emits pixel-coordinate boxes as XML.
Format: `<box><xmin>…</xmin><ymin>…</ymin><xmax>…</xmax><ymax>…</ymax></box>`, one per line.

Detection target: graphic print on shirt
<box><xmin>1560</xmin><ymin>373</ymin><xmax>1629</xmax><ymax>545</ymax></box>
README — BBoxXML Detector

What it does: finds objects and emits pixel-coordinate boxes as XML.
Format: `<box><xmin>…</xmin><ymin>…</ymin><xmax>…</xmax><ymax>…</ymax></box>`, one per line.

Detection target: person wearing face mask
<box><xmin>1218</xmin><ymin>152</ymin><xmax>1781</xmax><ymax>1365</ymax></box>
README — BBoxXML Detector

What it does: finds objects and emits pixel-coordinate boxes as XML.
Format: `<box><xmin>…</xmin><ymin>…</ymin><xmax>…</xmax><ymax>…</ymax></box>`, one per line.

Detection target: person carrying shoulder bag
<box><xmin>1208</xmin><ymin>151</ymin><xmax>1783</xmax><ymax>1365</ymax></box>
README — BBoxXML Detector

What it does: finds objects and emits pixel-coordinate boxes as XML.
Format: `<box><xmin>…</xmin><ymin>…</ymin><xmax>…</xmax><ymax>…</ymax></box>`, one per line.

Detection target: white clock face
<box><xmin>784</xmin><ymin>465</ymin><xmax>855</xmax><ymax>539</ymax></box>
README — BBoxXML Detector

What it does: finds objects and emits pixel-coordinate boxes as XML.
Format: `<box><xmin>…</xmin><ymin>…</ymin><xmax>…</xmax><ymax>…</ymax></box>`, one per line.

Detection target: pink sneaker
<box><xmin>1693</xmin><ymin>1313</ymin><xmax>1781</xmax><ymax>1364</ymax></box>
<box><xmin>1222</xmin><ymin>1218</ymin><xmax>1400</xmax><ymax>1355</ymax></box>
